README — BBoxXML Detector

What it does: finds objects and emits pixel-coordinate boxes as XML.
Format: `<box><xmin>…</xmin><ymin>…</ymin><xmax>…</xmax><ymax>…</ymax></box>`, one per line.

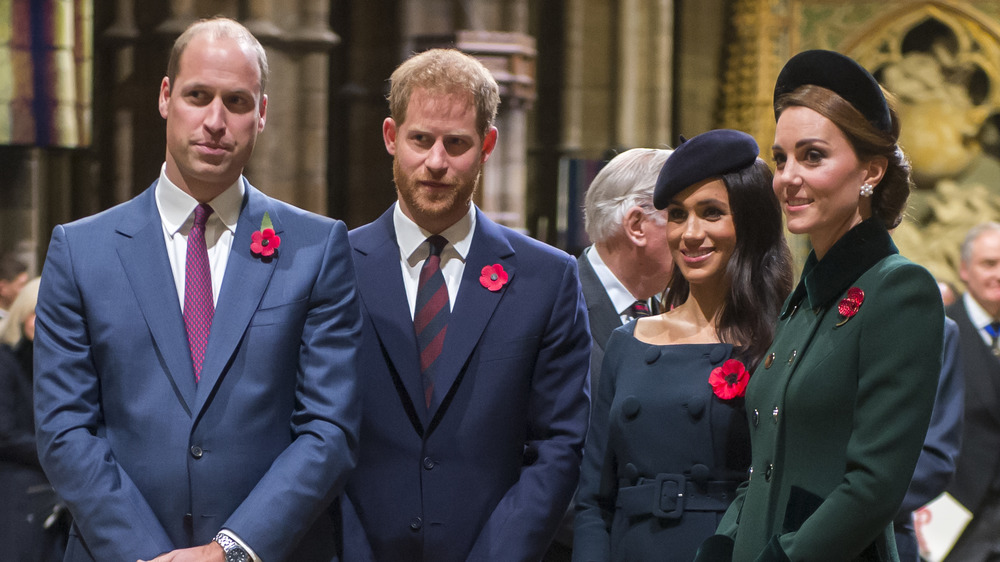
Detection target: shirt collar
<box><xmin>963</xmin><ymin>292</ymin><xmax>997</xmax><ymax>330</ymax></box>
<box><xmin>587</xmin><ymin>245</ymin><xmax>642</xmax><ymax>315</ymax></box>
<box><xmin>393</xmin><ymin>202</ymin><xmax>476</xmax><ymax>265</ymax></box>
<box><xmin>155</xmin><ymin>164</ymin><xmax>244</xmax><ymax>235</ymax></box>
<box><xmin>785</xmin><ymin>218</ymin><xmax>897</xmax><ymax>316</ymax></box>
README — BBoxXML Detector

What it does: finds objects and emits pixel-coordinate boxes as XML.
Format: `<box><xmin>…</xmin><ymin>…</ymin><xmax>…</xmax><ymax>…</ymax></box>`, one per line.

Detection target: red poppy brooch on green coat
<box><xmin>709</xmin><ymin>359</ymin><xmax>749</xmax><ymax>400</ymax></box>
<box><xmin>251</xmin><ymin>212</ymin><xmax>281</xmax><ymax>257</ymax></box>
<box><xmin>836</xmin><ymin>287</ymin><xmax>864</xmax><ymax>327</ymax></box>
<box><xmin>479</xmin><ymin>264</ymin><xmax>508</xmax><ymax>291</ymax></box>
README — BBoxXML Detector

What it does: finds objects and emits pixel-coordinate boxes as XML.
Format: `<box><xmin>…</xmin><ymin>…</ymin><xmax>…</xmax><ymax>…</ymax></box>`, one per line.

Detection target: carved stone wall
<box><xmin>721</xmin><ymin>0</ymin><xmax>1000</xmax><ymax>282</ymax></box>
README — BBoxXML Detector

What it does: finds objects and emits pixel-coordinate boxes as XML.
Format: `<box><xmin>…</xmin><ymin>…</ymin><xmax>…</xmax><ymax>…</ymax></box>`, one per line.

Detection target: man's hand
<box><xmin>139</xmin><ymin>542</ymin><xmax>225</xmax><ymax>562</ymax></box>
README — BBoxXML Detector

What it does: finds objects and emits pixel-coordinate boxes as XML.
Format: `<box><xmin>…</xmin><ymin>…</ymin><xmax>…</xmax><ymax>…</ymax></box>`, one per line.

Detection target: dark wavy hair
<box><xmin>775</xmin><ymin>85</ymin><xmax>912</xmax><ymax>229</ymax></box>
<box><xmin>666</xmin><ymin>159</ymin><xmax>793</xmax><ymax>369</ymax></box>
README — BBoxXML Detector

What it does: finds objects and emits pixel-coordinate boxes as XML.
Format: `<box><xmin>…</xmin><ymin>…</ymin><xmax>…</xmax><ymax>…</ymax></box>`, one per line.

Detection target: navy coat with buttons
<box><xmin>574</xmin><ymin>322</ymin><xmax>750</xmax><ymax>561</ymax></box>
<box><xmin>704</xmin><ymin>219</ymin><xmax>943</xmax><ymax>561</ymax></box>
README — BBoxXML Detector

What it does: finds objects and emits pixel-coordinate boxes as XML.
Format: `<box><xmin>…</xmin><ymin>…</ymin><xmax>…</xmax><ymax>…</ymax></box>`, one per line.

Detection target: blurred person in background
<box><xmin>1</xmin><ymin>277</ymin><xmax>69</xmax><ymax>561</ymax></box>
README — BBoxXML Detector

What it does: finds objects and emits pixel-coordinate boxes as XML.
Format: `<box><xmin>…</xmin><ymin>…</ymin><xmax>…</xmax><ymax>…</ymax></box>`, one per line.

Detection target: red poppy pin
<box><xmin>836</xmin><ymin>287</ymin><xmax>864</xmax><ymax>327</ymax></box>
<box><xmin>251</xmin><ymin>212</ymin><xmax>281</xmax><ymax>257</ymax></box>
<box><xmin>709</xmin><ymin>359</ymin><xmax>749</xmax><ymax>400</ymax></box>
<box><xmin>479</xmin><ymin>264</ymin><xmax>508</xmax><ymax>292</ymax></box>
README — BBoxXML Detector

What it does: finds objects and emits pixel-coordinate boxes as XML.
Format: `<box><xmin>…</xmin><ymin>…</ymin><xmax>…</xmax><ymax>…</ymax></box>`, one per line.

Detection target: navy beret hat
<box><xmin>653</xmin><ymin>129</ymin><xmax>759</xmax><ymax>210</ymax></box>
<box><xmin>773</xmin><ymin>49</ymin><xmax>892</xmax><ymax>134</ymax></box>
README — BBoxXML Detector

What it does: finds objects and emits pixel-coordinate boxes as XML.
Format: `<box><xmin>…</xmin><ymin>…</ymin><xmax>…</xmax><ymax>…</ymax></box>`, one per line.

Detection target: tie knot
<box><xmin>426</xmin><ymin>235</ymin><xmax>448</xmax><ymax>258</ymax></box>
<box><xmin>629</xmin><ymin>300</ymin><xmax>651</xmax><ymax>319</ymax></box>
<box><xmin>193</xmin><ymin>204</ymin><xmax>214</xmax><ymax>228</ymax></box>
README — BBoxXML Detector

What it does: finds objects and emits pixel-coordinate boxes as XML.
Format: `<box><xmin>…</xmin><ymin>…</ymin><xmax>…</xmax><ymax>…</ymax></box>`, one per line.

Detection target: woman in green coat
<box><xmin>696</xmin><ymin>50</ymin><xmax>944</xmax><ymax>561</ymax></box>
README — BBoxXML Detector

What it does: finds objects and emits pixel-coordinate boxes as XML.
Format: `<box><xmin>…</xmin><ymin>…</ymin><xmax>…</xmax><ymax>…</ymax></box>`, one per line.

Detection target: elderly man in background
<box><xmin>945</xmin><ymin>221</ymin><xmax>1000</xmax><ymax>562</ymax></box>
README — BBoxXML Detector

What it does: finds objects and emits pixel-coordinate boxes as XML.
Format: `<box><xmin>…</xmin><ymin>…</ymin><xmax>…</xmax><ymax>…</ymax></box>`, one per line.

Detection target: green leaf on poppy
<box><xmin>260</xmin><ymin>211</ymin><xmax>274</xmax><ymax>231</ymax></box>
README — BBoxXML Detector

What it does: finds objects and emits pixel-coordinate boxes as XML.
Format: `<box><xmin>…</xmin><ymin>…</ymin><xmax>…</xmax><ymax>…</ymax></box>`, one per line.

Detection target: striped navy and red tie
<box><xmin>414</xmin><ymin>235</ymin><xmax>450</xmax><ymax>408</ymax></box>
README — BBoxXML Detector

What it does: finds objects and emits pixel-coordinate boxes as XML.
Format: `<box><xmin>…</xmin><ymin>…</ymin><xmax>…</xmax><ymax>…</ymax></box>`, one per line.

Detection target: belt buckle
<box><xmin>652</xmin><ymin>474</ymin><xmax>685</xmax><ymax>519</ymax></box>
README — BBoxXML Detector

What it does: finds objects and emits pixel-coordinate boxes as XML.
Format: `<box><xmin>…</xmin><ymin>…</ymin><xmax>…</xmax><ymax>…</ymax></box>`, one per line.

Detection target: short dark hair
<box><xmin>0</xmin><ymin>252</ymin><xmax>27</xmax><ymax>282</ymax></box>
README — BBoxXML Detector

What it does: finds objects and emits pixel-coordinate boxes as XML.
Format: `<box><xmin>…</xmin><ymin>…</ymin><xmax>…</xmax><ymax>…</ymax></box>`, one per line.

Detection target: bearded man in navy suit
<box><xmin>34</xmin><ymin>18</ymin><xmax>361</xmax><ymax>562</ymax></box>
<box><xmin>342</xmin><ymin>48</ymin><xmax>591</xmax><ymax>562</ymax></box>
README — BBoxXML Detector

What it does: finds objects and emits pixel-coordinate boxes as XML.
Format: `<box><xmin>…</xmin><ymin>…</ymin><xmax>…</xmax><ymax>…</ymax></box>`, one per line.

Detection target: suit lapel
<box><xmin>115</xmin><ymin>185</ymin><xmax>197</xmax><ymax>414</ymax></box>
<box><xmin>353</xmin><ymin>209</ymin><xmax>428</xmax><ymax>425</ymax></box>
<box><xmin>949</xmin><ymin>301</ymin><xmax>1000</xmax><ymax>425</ymax></box>
<box><xmin>427</xmin><ymin>211</ymin><xmax>514</xmax><ymax>416</ymax></box>
<box><xmin>193</xmin><ymin>183</ymin><xmax>278</xmax><ymax>416</ymax></box>
<box><xmin>577</xmin><ymin>250</ymin><xmax>623</xmax><ymax>351</ymax></box>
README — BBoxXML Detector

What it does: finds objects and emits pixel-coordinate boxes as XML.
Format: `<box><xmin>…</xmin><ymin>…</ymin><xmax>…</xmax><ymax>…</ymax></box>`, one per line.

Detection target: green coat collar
<box><xmin>783</xmin><ymin>218</ymin><xmax>897</xmax><ymax>317</ymax></box>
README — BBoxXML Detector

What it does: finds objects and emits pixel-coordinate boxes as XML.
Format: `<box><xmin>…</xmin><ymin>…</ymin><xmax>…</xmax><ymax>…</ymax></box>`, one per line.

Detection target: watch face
<box><xmin>225</xmin><ymin>548</ymin><xmax>249</xmax><ymax>562</ymax></box>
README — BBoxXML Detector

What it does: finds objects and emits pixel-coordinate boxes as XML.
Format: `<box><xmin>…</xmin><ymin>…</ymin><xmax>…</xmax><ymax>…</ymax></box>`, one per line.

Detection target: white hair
<box><xmin>583</xmin><ymin>148</ymin><xmax>673</xmax><ymax>243</ymax></box>
<box><xmin>961</xmin><ymin>221</ymin><xmax>1000</xmax><ymax>264</ymax></box>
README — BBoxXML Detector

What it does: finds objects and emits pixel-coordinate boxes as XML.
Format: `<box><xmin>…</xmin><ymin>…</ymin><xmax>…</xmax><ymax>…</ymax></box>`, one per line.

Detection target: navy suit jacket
<box><xmin>343</xmin><ymin>206</ymin><xmax>591</xmax><ymax>562</ymax></box>
<box><xmin>893</xmin><ymin>317</ymin><xmax>964</xmax><ymax>561</ymax></box>
<box><xmin>34</xmin><ymin>181</ymin><xmax>362</xmax><ymax>562</ymax></box>
<box><xmin>946</xmin><ymin>298</ymin><xmax>1000</xmax><ymax>514</ymax></box>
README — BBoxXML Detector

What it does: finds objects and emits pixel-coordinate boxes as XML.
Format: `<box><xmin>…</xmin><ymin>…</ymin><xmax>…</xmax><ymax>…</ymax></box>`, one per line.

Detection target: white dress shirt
<box><xmin>963</xmin><ymin>292</ymin><xmax>1000</xmax><ymax>347</ymax></box>
<box><xmin>154</xmin><ymin>166</ymin><xmax>259</xmax><ymax>560</ymax></box>
<box><xmin>154</xmin><ymin>164</ymin><xmax>243</xmax><ymax>310</ymax></box>
<box><xmin>393</xmin><ymin>202</ymin><xmax>476</xmax><ymax>319</ymax></box>
<box><xmin>587</xmin><ymin>245</ymin><xmax>654</xmax><ymax>322</ymax></box>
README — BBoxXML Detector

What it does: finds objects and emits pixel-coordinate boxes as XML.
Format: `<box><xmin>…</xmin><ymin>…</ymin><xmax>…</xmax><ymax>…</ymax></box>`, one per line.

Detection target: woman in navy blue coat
<box><xmin>573</xmin><ymin>130</ymin><xmax>792</xmax><ymax>561</ymax></box>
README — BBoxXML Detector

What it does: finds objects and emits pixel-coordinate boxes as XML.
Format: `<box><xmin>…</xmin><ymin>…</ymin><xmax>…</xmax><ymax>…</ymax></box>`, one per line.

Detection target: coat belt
<box><xmin>616</xmin><ymin>473</ymin><xmax>739</xmax><ymax>519</ymax></box>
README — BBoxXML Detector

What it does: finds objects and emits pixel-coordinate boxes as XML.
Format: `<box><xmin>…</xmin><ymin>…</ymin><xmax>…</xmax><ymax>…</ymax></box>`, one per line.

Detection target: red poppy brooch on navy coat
<box><xmin>709</xmin><ymin>359</ymin><xmax>749</xmax><ymax>400</ymax></box>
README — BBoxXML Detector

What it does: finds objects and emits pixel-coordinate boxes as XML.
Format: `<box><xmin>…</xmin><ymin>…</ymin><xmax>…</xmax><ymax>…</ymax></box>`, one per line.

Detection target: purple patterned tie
<box><xmin>414</xmin><ymin>235</ymin><xmax>450</xmax><ymax>407</ymax></box>
<box><xmin>184</xmin><ymin>204</ymin><xmax>214</xmax><ymax>382</ymax></box>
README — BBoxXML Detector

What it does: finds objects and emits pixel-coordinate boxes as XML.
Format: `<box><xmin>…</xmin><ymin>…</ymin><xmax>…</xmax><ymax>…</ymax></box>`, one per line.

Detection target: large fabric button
<box><xmin>690</xmin><ymin>464</ymin><xmax>710</xmax><ymax>483</ymax></box>
<box><xmin>687</xmin><ymin>395</ymin><xmax>706</xmax><ymax>418</ymax></box>
<box><xmin>409</xmin><ymin>517</ymin><xmax>422</xmax><ymax>531</ymax></box>
<box><xmin>624</xmin><ymin>463</ymin><xmax>639</xmax><ymax>482</ymax></box>
<box><xmin>644</xmin><ymin>347</ymin><xmax>661</xmax><ymax>364</ymax></box>
<box><xmin>621</xmin><ymin>396</ymin><xmax>641</xmax><ymax>419</ymax></box>
<box><xmin>190</xmin><ymin>446</ymin><xmax>203</xmax><ymax>459</ymax></box>
<box><xmin>422</xmin><ymin>457</ymin><xmax>435</xmax><ymax>470</ymax></box>
<box><xmin>709</xmin><ymin>346</ymin><xmax>728</xmax><ymax>364</ymax></box>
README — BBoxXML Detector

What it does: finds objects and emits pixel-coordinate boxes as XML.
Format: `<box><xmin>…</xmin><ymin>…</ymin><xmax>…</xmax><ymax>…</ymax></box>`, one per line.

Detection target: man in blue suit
<box><xmin>342</xmin><ymin>49</ymin><xmax>591</xmax><ymax>562</ymax></box>
<box><xmin>34</xmin><ymin>18</ymin><xmax>361</xmax><ymax>562</ymax></box>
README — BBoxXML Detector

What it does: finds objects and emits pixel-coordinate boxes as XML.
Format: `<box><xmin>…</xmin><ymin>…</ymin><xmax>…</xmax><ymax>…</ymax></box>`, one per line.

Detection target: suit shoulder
<box><xmin>266</xmin><ymin>197</ymin><xmax>338</xmax><ymax>228</ymax></box>
<box><xmin>497</xmin><ymin>224</ymin><xmax>574</xmax><ymax>265</ymax></box>
<box><xmin>63</xmin><ymin>195</ymin><xmax>143</xmax><ymax>227</ymax></box>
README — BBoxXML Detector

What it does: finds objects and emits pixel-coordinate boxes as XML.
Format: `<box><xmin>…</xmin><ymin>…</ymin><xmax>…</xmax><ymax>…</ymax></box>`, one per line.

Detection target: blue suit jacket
<box><xmin>893</xmin><ymin>317</ymin><xmax>964</xmax><ymax>561</ymax></box>
<box><xmin>34</xmin><ymin>181</ymin><xmax>362</xmax><ymax>562</ymax></box>
<box><xmin>343</xmin><ymin>207</ymin><xmax>591</xmax><ymax>562</ymax></box>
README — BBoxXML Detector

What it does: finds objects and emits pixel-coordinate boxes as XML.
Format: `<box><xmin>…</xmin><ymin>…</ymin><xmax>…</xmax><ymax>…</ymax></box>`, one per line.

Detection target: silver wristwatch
<box><xmin>213</xmin><ymin>532</ymin><xmax>249</xmax><ymax>562</ymax></box>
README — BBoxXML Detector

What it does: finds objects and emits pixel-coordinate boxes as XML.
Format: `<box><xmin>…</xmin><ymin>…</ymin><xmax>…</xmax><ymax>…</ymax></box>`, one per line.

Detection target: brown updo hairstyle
<box><xmin>775</xmin><ymin>85</ymin><xmax>912</xmax><ymax>229</ymax></box>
